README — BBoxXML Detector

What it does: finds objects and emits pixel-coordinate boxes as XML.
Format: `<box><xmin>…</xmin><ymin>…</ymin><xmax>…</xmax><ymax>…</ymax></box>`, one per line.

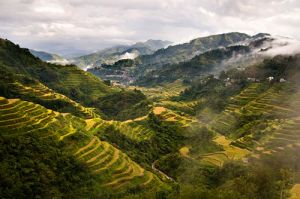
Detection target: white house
<box><xmin>267</xmin><ymin>76</ymin><xmax>274</xmax><ymax>82</ymax></box>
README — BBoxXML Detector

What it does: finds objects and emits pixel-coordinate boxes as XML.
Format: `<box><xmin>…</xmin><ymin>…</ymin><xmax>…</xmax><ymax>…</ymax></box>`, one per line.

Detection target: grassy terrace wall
<box><xmin>0</xmin><ymin>96</ymin><xmax>168</xmax><ymax>196</ymax></box>
<box><xmin>0</xmin><ymin>68</ymin><xmax>101</xmax><ymax>118</ymax></box>
<box><xmin>194</xmin><ymin>82</ymin><xmax>300</xmax><ymax>167</ymax></box>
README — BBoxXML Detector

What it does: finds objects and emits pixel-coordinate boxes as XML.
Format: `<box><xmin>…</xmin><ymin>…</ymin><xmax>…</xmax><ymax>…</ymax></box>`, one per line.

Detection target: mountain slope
<box><xmin>73</xmin><ymin>39</ymin><xmax>171</xmax><ymax>69</ymax></box>
<box><xmin>0</xmin><ymin>38</ymin><xmax>118</xmax><ymax>112</ymax></box>
<box><xmin>2</xmin><ymin>33</ymin><xmax>300</xmax><ymax>199</ymax></box>
<box><xmin>136</xmin><ymin>32</ymin><xmax>250</xmax><ymax>67</ymax></box>
<box><xmin>29</xmin><ymin>49</ymin><xmax>67</xmax><ymax>64</ymax></box>
<box><xmin>136</xmin><ymin>45</ymin><xmax>252</xmax><ymax>86</ymax></box>
<box><xmin>144</xmin><ymin>54</ymin><xmax>300</xmax><ymax>198</ymax></box>
<box><xmin>135</xmin><ymin>34</ymin><xmax>280</xmax><ymax>86</ymax></box>
<box><xmin>88</xmin><ymin>32</ymin><xmax>252</xmax><ymax>84</ymax></box>
<box><xmin>0</xmin><ymin>96</ymin><xmax>168</xmax><ymax>198</ymax></box>
<box><xmin>0</xmin><ymin>68</ymin><xmax>100</xmax><ymax>118</ymax></box>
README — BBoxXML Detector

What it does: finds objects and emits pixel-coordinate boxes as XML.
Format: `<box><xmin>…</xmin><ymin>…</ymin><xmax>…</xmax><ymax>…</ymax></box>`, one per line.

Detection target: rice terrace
<box><xmin>1</xmin><ymin>0</ymin><xmax>300</xmax><ymax>198</ymax></box>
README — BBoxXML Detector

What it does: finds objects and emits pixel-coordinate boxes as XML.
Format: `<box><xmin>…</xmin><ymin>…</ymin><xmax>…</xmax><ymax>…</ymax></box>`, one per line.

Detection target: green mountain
<box><xmin>135</xmin><ymin>34</ymin><xmax>276</xmax><ymax>86</ymax></box>
<box><xmin>0</xmin><ymin>96</ymin><xmax>168</xmax><ymax>198</ymax></box>
<box><xmin>3</xmin><ymin>39</ymin><xmax>156</xmax><ymax>121</ymax></box>
<box><xmin>136</xmin><ymin>45</ymin><xmax>252</xmax><ymax>86</ymax></box>
<box><xmin>1</xmin><ymin>35</ymin><xmax>300</xmax><ymax>199</ymax></box>
<box><xmin>88</xmin><ymin>32</ymin><xmax>252</xmax><ymax>84</ymax></box>
<box><xmin>73</xmin><ymin>39</ymin><xmax>171</xmax><ymax>69</ymax></box>
<box><xmin>0</xmin><ymin>38</ymin><xmax>173</xmax><ymax>198</ymax></box>
<box><xmin>136</xmin><ymin>32</ymin><xmax>251</xmax><ymax>67</ymax></box>
<box><xmin>0</xmin><ymin>38</ymin><xmax>120</xmax><ymax>112</ymax></box>
<box><xmin>147</xmin><ymin>54</ymin><xmax>300</xmax><ymax>198</ymax></box>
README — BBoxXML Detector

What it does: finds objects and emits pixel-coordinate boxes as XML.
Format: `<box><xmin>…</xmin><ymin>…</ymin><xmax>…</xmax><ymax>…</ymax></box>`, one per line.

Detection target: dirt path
<box><xmin>151</xmin><ymin>160</ymin><xmax>175</xmax><ymax>182</ymax></box>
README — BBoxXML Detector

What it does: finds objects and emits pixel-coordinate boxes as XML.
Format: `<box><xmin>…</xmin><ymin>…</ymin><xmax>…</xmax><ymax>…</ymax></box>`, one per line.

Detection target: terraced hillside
<box><xmin>129</xmin><ymin>80</ymin><xmax>188</xmax><ymax>100</ymax></box>
<box><xmin>72</xmin><ymin>136</ymin><xmax>162</xmax><ymax>190</ymax></box>
<box><xmin>209</xmin><ymin>83</ymin><xmax>268</xmax><ymax>136</ymax></box>
<box><xmin>153</xmin><ymin>106</ymin><xmax>197</xmax><ymax>128</ymax></box>
<box><xmin>85</xmin><ymin>118</ymin><xmax>155</xmax><ymax>142</ymax></box>
<box><xmin>248</xmin><ymin>117</ymin><xmax>300</xmax><ymax>160</ymax></box>
<box><xmin>54</xmin><ymin>66</ymin><xmax>115</xmax><ymax>101</ymax></box>
<box><xmin>200</xmin><ymin>134</ymin><xmax>250</xmax><ymax>167</ymax></box>
<box><xmin>5</xmin><ymin>79</ymin><xmax>99</xmax><ymax>118</ymax></box>
<box><xmin>195</xmin><ymin>82</ymin><xmax>300</xmax><ymax>167</ymax></box>
<box><xmin>0</xmin><ymin>38</ymin><xmax>118</xmax><ymax>111</ymax></box>
<box><xmin>85</xmin><ymin>105</ymin><xmax>195</xmax><ymax>146</ymax></box>
<box><xmin>156</xmin><ymin>100</ymin><xmax>200</xmax><ymax>115</ymax></box>
<box><xmin>0</xmin><ymin>96</ymin><xmax>167</xmax><ymax>196</ymax></box>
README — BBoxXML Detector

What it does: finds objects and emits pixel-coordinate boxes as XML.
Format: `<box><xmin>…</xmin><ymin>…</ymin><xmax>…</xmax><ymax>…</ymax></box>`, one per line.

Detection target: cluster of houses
<box><xmin>266</xmin><ymin>77</ymin><xmax>287</xmax><ymax>83</ymax></box>
<box><xmin>224</xmin><ymin>76</ymin><xmax>287</xmax><ymax>86</ymax></box>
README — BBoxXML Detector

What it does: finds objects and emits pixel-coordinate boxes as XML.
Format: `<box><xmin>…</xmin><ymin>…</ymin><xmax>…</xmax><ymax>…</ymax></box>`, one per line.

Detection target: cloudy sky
<box><xmin>0</xmin><ymin>0</ymin><xmax>299</xmax><ymax>57</ymax></box>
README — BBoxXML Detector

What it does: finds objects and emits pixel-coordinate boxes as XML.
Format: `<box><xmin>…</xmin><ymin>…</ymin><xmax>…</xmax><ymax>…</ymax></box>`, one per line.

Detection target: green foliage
<box><xmin>103</xmin><ymin>79</ymin><xmax>111</xmax><ymax>86</ymax></box>
<box><xmin>0</xmin><ymin>38</ymin><xmax>115</xmax><ymax>116</ymax></box>
<box><xmin>138</xmin><ymin>32</ymin><xmax>250</xmax><ymax>68</ymax></box>
<box><xmin>136</xmin><ymin>45</ymin><xmax>250</xmax><ymax>86</ymax></box>
<box><xmin>102</xmin><ymin>59</ymin><xmax>135</xmax><ymax>68</ymax></box>
<box><xmin>0</xmin><ymin>67</ymin><xmax>100</xmax><ymax>118</ymax></box>
<box><xmin>1</xmin><ymin>37</ymin><xmax>300</xmax><ymax>199</ymax></box>
<box><xmin>180</xmin><ymin>76</ymin><xmax>247</xmax><ymax>112</ymax></box>
<box><xmin>98</xmin><ymin>113</ymin><xmax>185</xmax><ymax>166</ymax></box>
<box><xmin>93</xmin><ymin>89</ymin><xmax>150</xmax><ymax>120</ymax></box>
<box><xmin>166</xmin><ymin>161</ymin><xmax>290</xmax><ymax>199</ymax></box>
<box><xmin>155</xmin><ymin>153</ymin><xmax>183</xmax><ymax>179</ymax></box>
<box><xmin>242</xmin><ymin>54</ymin><xmax>300</xmax><ymax>82</ymax></box>
<box><xmin>0</xmin><ymin>134</ymin><xmax>97</xmax><ymax>199</ymax></box>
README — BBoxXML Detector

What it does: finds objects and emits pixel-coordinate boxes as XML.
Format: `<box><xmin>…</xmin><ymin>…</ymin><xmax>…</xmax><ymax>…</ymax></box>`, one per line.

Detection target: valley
<box><xmin>1</xmin><ymin>32</ymin><xmax>300</xmax><ymax>199</ymax></box>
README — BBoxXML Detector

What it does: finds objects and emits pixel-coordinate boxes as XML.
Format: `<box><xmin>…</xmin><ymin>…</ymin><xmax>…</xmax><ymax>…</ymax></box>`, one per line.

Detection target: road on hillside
<box><xmin>151</xmin><ymin>160</ymin><xmax>175</xmax><ymax>182</ymax></box>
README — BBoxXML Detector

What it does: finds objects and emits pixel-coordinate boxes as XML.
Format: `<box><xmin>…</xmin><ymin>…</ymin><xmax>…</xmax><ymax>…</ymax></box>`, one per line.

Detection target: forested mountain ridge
<box><xmin>0</xmin><ymin>38</ymin><xmax>125</xmax><ymax>117</ymax></box>
<box><xmin>73</xmin><ymin>39</ymin><xmax>171</xmax><ymax>69</ymax></box>
<box><xmin>136</xmin><ymin>32</ymin><xmax>251</xmax><ymax>67</ymax></box>
<box><xmin>136</xmin><ymin>45</ymin><xmax>252</xmax><ymax>86</ymax></box>
<box><xmin>88</xmin><ymin>32</ymin><xmax>270</xmax><ymax>85</ymax></box>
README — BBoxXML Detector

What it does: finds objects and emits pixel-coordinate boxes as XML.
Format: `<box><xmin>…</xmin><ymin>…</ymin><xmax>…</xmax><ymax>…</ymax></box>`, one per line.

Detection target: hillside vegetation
<box><xmin>0</xmin><ymin>39</ymin><xmax>152</xmax><ymax>120</ymax></box>
<box><xmin>137</xmin><ymin>32</ymin><xmax>250</xmax><ymax>67</ymax></box>
<box><xmin>88</xmin><ymin>32</ymin><xmax>252</xmax><ymax>84</ymax></box>
<box><xmin>1</xmin><ymin>36</ymin><xmax>300</xmax><ymax>199</ymax></box>
<box><xmin>0</xmin><ymin>96</ymin><xmax>169</xmax><ymax>198</ymax></box>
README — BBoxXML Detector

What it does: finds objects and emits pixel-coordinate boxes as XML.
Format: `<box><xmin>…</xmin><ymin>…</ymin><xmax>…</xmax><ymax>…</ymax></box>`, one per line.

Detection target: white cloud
<box><xmin>120</xmin><ymin>52</ymin><xmax>139</xmax><ymax>60</ymax></box>
<box><xmin>33</xmin><ymin>3</ymin><xmax>65</xmax><ymax>14</ymax></box>
<box><xmin>259</xmin><ymin>36</ymin><xmax>300</xmax><ymax>56</ymax></box>
<box><xmin>0</xmin><ymin>0</ymin><xmax>299</xmax><ymax>56</ymax></box>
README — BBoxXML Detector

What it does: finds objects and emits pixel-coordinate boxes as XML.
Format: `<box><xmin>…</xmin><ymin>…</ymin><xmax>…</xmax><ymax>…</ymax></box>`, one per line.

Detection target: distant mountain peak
<box><xmin>252</xmin><ymin>33</ymin><xmax>271</xmax><ymax>39</ymax></box>
<box><xmin>29</xmin><ymin>49</ymin><xmax>69</xmax><ymax>65</ymax></box>
<box><xmin>73</xmin><ymin>39</ymin><xmax>172</xmax><ymax>69</ymax></box>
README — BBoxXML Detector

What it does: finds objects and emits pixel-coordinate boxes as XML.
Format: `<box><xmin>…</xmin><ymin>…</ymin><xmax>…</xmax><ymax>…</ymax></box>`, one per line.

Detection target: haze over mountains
<box><xmin>72</xmin><ymin>39</ymin><xmax>172</xmax><ymax>70</ymax></box>
<box><xmin>29</xmin><ymin>49</ymin><xmax>70</xmax><ymax>65</ymax></box>
<box><xmin>23</xmin><ymin>31</ymin><xmax>300</xmax><ymax>88</ymax></box>
<box><xmin>85</xmin><ymin>32</ymin><xmax>300</xmax><ymax>86</ymax></box>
